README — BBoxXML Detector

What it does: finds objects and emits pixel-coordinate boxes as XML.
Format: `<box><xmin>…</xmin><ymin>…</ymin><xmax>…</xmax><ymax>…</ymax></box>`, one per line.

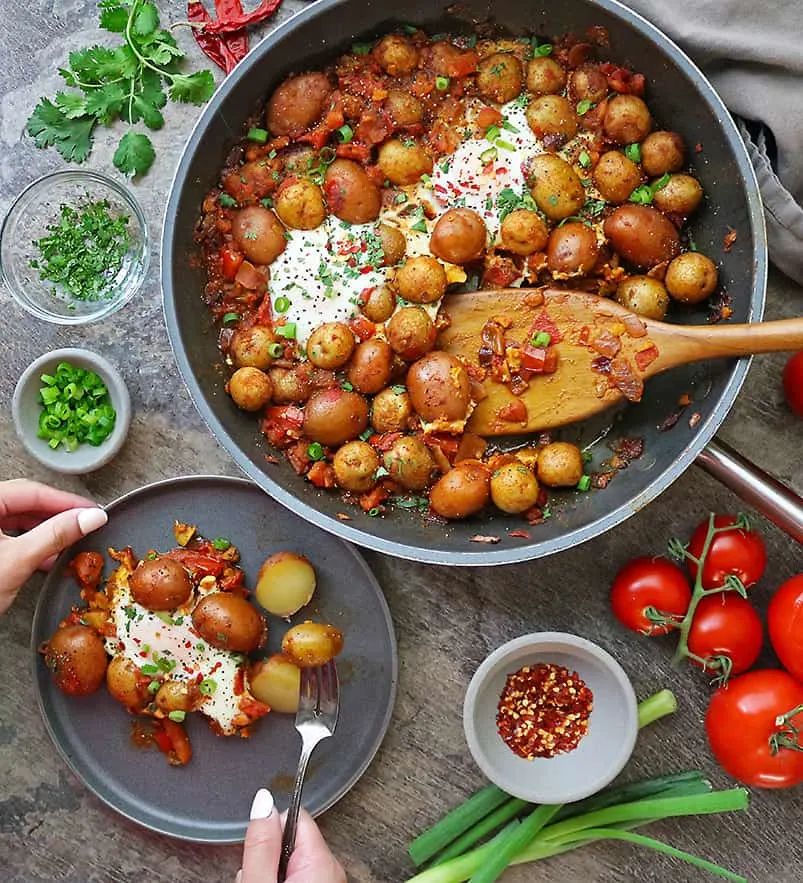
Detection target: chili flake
<box><xmin>496</xmin><ymin>662</ymin><xmax>593</xmax><ymax>759</ymax></box>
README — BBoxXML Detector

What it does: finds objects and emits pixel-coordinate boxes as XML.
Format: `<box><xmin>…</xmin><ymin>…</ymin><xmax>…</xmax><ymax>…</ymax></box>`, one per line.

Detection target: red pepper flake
<box><xmin>496</xmin><ymin>662</ymin><xmax>593</xmax><ymax>760</ymax></box>
<box><xmin>508</xmin><ymin>529</ymin><xmax>531</xmax><ymax>539</ymax></box>
<box><xmin>723</xmin><ymin>227</ymin><xmax>738</xmax><ymax>252</ymax></box>
<box><xmin>336</xmin><ymin>512</ymin><xmax>352</xmax><ymax>521</ymax></box>
<box><xmin>695</xmin><ymin>142</ymin><xmax>703</xmax><ymax>153</ymax></box>
<box><xmin>634</xmin><ymin>345</ymin><xmax>659</xmax><ymax>371</ymax></box>
<box><xmin>497</xmin><ymin>398</ymin><xmax>528</xmax><ymax>423</ymax></box>
<box><xmin>689</xmin><ymin>411</ymin><xmax>702</xmax><ymax>428</ymax></box>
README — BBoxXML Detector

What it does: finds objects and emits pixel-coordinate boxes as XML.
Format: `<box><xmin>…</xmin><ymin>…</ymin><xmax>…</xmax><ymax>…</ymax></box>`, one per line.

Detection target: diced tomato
<box><xmin>424</xmin><ymin>433</ymin><xmax>460</xmax><ymax>457</ymax></box>
<box><xmin>634</xmin><ymin>345</ymin><xmax>660</xmax><ymax>371</ymax></box>
<box><xmin>477</xmin><ymin>106</ymin><xmax>503</xmax><ymax>130</ymax></box>
<box><xmin>158</xmin><ymin>719</ymin><xmax>192</xmax><ymax>766</ymax></box>
<box><xmin>370</xmin><ymin>431</ymin><xmax>403</xmax><ymax>452</ymax></box>
<box><xmin>325</xmin><ymin>109</ymin><xmax>345</xmax><ymax>130</ymax></box>
<box><xmin>349</xmin><ymin>315</ymin><xmax>376</xmax><ymax>340</ymax></box>
<box><xmin>307</xmin><ymin>461</ymin><xmax>336</xmax><ymax>488</ymax></box>
<box><xmin>234</xmin><ymin>260</ymin><xmax>264</xmax><ymax>290</ymax></box>
<box><xmin>239</xmin><ymin>695</ymin><xmax>271</xmax><ymax>721</ymax></box>
<box><xmin>359</xmin><ymin>483</ymin><xmax>390</xmax><ymax>512</ymax></box>
<box><xmin>483</xmin><ymin>256</ymin><xmax>520</xmax><ymax>288</ymax></box>
<box><xmin>220</xmin><ymin>246</ymin><xmax>244</xmax><ymax>282</ymax></box>
<box><xmin>447</xmin><ymin>49</ymin><xmax>479</xmax><ymax>78</ymax></box>
<box><xmin>497</xmin><ymin>399</ymin><xmax>528</xmax><ymax>423</ymax></box>
<box><xmin>599</xmin><ymin>62</ymin><xmax>645</xmax><ymax>95</ymax></box>
<box><xmin>287</xmin><ymin>440</ymin><xmax>312</xmax><ymax>475</ymax></box>
<box><xmin>336</xmin><ymin>143</ymin><xmax>373</xmax><ymax>163</ymax></box>
<box><xmin>261</xmin><ymin>405</ymin><xmax>304</xmax><ymax>448</ymax></box>
<box><xmin>219</xmin><ymin>569</ymin><xmax>246</xmax><ymax>591</ymax></box>
<box><xmin>519</xmin><ymin>345</ymin><xmax>559</xmax><ymax>373</ymax></box>
<box><xmin>163</xmin><ymin>550</ymin><xmax>225</xmax><ymax>578</ymax></box>
<box><xmin>355</xmin><ymin>110</ymin><xmax>390</xmax><ymax>146</ymax></box>
<box><xmin>69</xmin><ymin>551</ymin><xmax>105</xmax><ymax>591</ymax></box>
<box><xmin>298</xmin><ymin>126</ymin><xmax>331</xmax><ymax>150</ymax></box>
<box><xmin>254</xmin><ymin>292</ymin><xmax>274</xmax><ymax>325</ymax></box>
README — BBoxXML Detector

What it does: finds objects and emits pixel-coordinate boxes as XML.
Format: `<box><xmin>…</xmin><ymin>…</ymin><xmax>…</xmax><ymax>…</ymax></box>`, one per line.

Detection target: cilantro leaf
<box><xmin>68</xmin><ymin>45</ymin><xmax>121</xmax><ymax>84</ymax></box>
<box><xmin>84</xmin><ymin>82</ymin><xmax>126</xmax><ymax>125</ymax></box>
<box><xmin>123</xmin><ymin>69</ymin><xmax>166</xmax><ymax>128</ymax></box>
<box><xmin>27</xmin><ymin>99</ymin><xmax>95</xmax><ymax>162</ymax></box>
<box><xmin>98</xmin><ymin>4</ymin><xmax>128</xmax><ymax>32</ymax></box>
<box><xmin>54</xmin><ymin>91</ymin><xmax>87</xmax><ymax>119</ymax></box>
<box><xmin>133</xmin><ymin>2</ymin><xmax>159</xmax><ymax>36</ymax></box>
<box><xmin>168</xmin><ymin>70</ymin><xmax>215</xmax><ymax>105</ymax></box>
<box><xmin>137</xmin><ymin>29</ymin><xmax>183</xmax><ymax>66</ymax></box>
<box><xmin>113</xmin><ymin>130</ymin><xmax>155</xmax><ymax>177</ymax></box>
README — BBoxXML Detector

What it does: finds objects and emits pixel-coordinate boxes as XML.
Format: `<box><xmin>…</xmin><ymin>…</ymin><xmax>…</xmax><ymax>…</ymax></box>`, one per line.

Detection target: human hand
<box><xmin>0</xmin><ymin>479</ymin><xmax>108</xmax><ymax>615</ymax></box>
<box><xmin>238</xmin><ymin>789</ymin><xmax>346</xmax><ymax>883</ymax></box>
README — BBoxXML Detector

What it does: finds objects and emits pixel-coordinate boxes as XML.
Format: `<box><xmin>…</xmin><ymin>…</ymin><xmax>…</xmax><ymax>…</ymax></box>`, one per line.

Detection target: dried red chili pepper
<box><xmin>216</xmin><ymin>0</ymin><xmax>248</xmax><ymax>66</ymax></box>
<box><xmin>188</xmin><ymin>1</ymin><xmax>244</xmax><ymax>73</ymax></box>
<box><xmin>199</xmin><ymin>0</ymin><xmax>283</xmax><ymax>35</ymax></box>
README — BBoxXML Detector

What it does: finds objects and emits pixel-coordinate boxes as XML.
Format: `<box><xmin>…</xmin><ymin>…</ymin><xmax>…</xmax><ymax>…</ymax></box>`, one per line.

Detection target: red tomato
<box><xmin>687</xmin><ymin>515</ymin><xmax>766</xmax><ymax>590</ymax></box>
<box><xmin>783</xmin><ymin>352</ymin><xmax>803</xmax><ymax>417</ymax></box>
<box><xmin>687</xmin><ymin>593</ymin><xmax>763</xmax><ymax>677</ymax></box>
<box><xmin>610</xmin><ymin>556</ymin><xmax>692</xmax><ymax>635</ymax></box>
<box><xmin>768</xmin><ymin>574</ymin><xmax>803</xmax><ymax>682</ymax></box>
<box><xmin>220</xmin><ymin>245</ymin><xmax>244</xmax><ymax>281</ymax></box>
<box><xmin>705</xmin><ymin>669</ymin><xmax>803</xmax><ymax>788</ymax></box>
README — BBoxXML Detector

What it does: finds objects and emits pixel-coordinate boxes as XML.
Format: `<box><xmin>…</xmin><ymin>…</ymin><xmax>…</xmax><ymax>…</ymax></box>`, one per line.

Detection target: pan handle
<box><xmin>695</xmin><ymin>438</ymin><xmax>803</xmax><ymax>543</ymax></box>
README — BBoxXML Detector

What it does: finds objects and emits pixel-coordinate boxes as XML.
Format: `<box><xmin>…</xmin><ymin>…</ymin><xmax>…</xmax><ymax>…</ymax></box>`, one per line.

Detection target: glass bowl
<box><xmin>1</xmin><ymin>170</ymin><xmax>149</xmax><ymax>324</ymax></box>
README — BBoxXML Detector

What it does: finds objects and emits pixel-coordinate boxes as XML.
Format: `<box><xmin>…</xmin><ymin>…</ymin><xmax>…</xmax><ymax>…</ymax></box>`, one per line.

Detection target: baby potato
<box><xmin>537</xmin><ymin>442</ymin><xmax>584</xmax><ymax>487</ymax></box>
<box><xmin>528</xmin><ymin>155</ymin><xmax>586</xmax><ymax>221</ymax></box>
<box><xmin>274</xmin><ymin>177</ymin><xmax>326</xmax><ymax>230</ymax></box>
<box><xmin>228</xmin><ymin>367</ymin><xmax>273</xmax><ymax>412</ymax></box>
<box><xmin>371</xmin><ymin>386</ymin><xmax>413</xmax><ymax>433</ymax></box>
<box><xmin>384</xmin><ymin>90</ymin><xmax>424</xmax><ymax>127</ymax></box>
<box><xmin>407</xmin><ymin>351</ymin><xmax>472</xmax><ymax>423</ymax></box>
<box><xmin>324</xmin><ymin>159</ymin><xmax>381</xmax><ymax>223</ymax></box>
<box><xmin>428</xmin><ymin>40</ymin><xmax>478</xmax><ymax>77</ymax></box>
<box><xmin>303</xmin><ymin>388</ymin><xmax>369</xmax><ymax>446</ymax></box>
<box><xmin>266</xmin><ymin>72</ymin><xmax>332</xmax><ymax>138</ymax></box>
<box><xmin>230</xmin><ymin>324</ymin><xmax>279</xmax><ymax>370</ymax></box>
<box><xmin>361</xmin><ymin>285</ymin><xmax>397</xmax><ymax>322</ymax></box>
<box><xmin>490</xmin><ymin>462</ymin><xmax>540</xmax><ymax>514</ymax></box>
<box><xmin>386</xmin><ymin>306</ymin><xmax>436</xmax><ymax>361</ymax></box>
<box><xmin>383</xmin><ymin>435</ymin><xmax>436</xmax><ymax>491</ymax></box>
<box><xmin>615</xmin><ymin>276</ymin><xmax>670</xmax><ymax>320</ymax></box>
<box><xmin>547</xmin><ymin>223</ymin><xmax>599</xmax><ymax>275</ymax></box>
<box><xmin>395</xmin><ymin>256</ymin><xmax>448</xmax><ymax>304</ymax></box>
<box><xmin>256</xmin><ymin>551</ymin><xmax>316</xmax><ymax>617</ymax></box>
<box><xmin>333</xmin><ymin>440</ymin><xmax>380</xmax><ymax>493</ymax></box>
<box><xmin>43</xmin><ymin>625</ymin><xmax>108</xmax><ymax>697</ymax></box>
<box><xmin>664</xmin><ymin>253</ymin><xmax>718</xmax><ymax>303</ymax></box>
<box><xmin>500</xmin><ymin>209</ymin><xmax>549</xmax><ymax>256</ymax></box>
<box><xmin>222</xmin><ymin>158</ymin><xmax>282</xmax><ymax>204</ymax></box>
<box><xmin>429</xmin><ymin>463</ymin><xmax>491</xmax><ymax>519</ymax></box>
<box><xmin>282</xmin><ymin>621</ymin><xmax>344</xmax><ymax>668</ymax></box>
<box><xmin>106</xmin><ymin>656</ymin><xmax>148</xmax><ymax>711</ymax></box>
<box><xmin>430</xmin><ymin>209</ymin><xmax>488</xmax><ymax>264</ymax></box>
<box><xmin>232</xmin><ymin>206</ymin><xmax>287</xmax><ymax>265</ymax></box>
<box><xmin>568</xmin><ymin>64</ymin><xmax>608</xmax><ymax>103</ymax></box>
<box><xmin>155</xmin><ymin>680</ymin><xmax>193</xmax><ymax>714</ymax></box>
<box><xmin>130</xmin><ymin>556</ymin><xmax>193</xmax><ymax>611</ymax></box>
<box><xmin>377</xmin><ymin>223</ymin><xmax>407</xmax><ymax>266</ymax></box>
<box><xmin>192</xmin><ymin>592</ymin><xmax>267</xmax><ymax>653</ymax></box>
<box><xmin>526</xmin><ymin>95</ymin><xmax>578</xmax><ymax>146</ymax></box>
<box><xmin>378</xmin><ymin>139</ymin><xmax>433</xmax><ymax>186</ymax></box>
<box><xmin>603</xmin><ymin>205</ymin><xmax>681</xmax><ymax>269</ymax></box>
<box><xmin>306</xmin><ymin>322</ymin><xmax>356</xmax><ymax>370</ymax></box>
<box><xmin>477</xmin><ymin>52</ymin><xmax>524</xmax><ymax>103</ymax></box>
<box><xmin>269</xmin><ymin>366</ymin><xmax>311</xmax><ymax>404</ymax></box>
<box><xmin>373</xmin><ymin>34</ymin><xmax>419</xmax><ymax>75</ymax></box>
<box><xmin>640</xmin><ymin>130</ymin><xmax>686</xmax><ymax>177</ymax></box>
<box><xmin>346</xmin><ymin>338</ymin><xmax>394</xmax><ymax>394</ymax></box>
<box><xmin>592</xmin><ymin>151</ymin><xmax>643</xmax><ymax>204</ymax></box>
<box><xmin>652</xmin><ymin>174</ymin><xmax>704</xmax><ymax>215</ymax></box>
<box><xmin>525</xmin><ymin>56</ymin><xmax>567</xmax><ymax>95</ymax></box>
<box><xmin>603</xmin><ymin>95</ymin><xmax>651</xmax><ymax>144</ymax></box>
<box><xmin>249</xmin><ymin>655</ymin><xmax>302</xmax><ymax>713</ymax></box>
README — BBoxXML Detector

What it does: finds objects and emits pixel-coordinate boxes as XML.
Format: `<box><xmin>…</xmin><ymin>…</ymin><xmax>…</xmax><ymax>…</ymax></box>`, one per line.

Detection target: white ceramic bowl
<box><xmin>12</xmin><ymin>348</ymin><xmax>131</xmax><ymax>474</ymax></box>
<box><xmin>463</xmin><ymin>632</ymin><xmax>638</xmax><ymax>804</ymax></box>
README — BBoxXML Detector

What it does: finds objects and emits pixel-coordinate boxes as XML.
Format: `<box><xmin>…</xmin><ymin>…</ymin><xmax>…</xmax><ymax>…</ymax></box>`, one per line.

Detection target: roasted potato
<box><xmin>537</xmin><ymin>442</ymin><xmax>584</xmax><ymax>487</ymax></box>
<box><xmin>192</xmin><ymin>592</ymin><xmax>267</xmax><ymax>653</ymax></box>
<box><xmin>407</xmin><ymin>351</ymin><xmax>472</xmax><ymax>423</ymax></box>
<box><xmin>499</xmin><ymin>209</ymin><xmax>549</xmax><ymax>256</ymax></box>
<box><xmin>306</xmin><ymin>322</ymin><xmax>356</xmax><ymax>370</ymax></box>
<box><xmin>361</xmin><ymin>284</ymin><xmax>397</xmax><ymax>322</ymax></box>
<box><xmin>529</xmin><ymin>155</ymin><xmax>586</xmax><ymax>221</ymax></box>
<box><xmin>490</xmin><ymin>462</ymin><xmax>540</xmax><ymax>514</ymax></box>
<box><xmin>640</xmin><ymin>130</ymin><xmax>685</xmax><ymax>177</ymax></box>
<box><xmin>477</xmin><ymin>52</ymin><xmax>523</xmax><ymax>103</ymax></box>
<box><xmin>384</xmin><ymin>90</ymin><xmax>424</xmax><ymax>127</ymax></box>
<box><xmin>274</xmin><ymin>177</ymin><xmax>326</xmax><ymax>230</ymax></box>
<box><xmin>525</xmin><ymin>56</ymin><xmax>567</xmax><ymax>95</ymax></box>
<box><xmin>232</xmin><ymin>206</ymin><xmax>287</xmax><ymax>265</ymax></box>
<box><xmin>568</xmin><ymin>64</ymin><xmax>608</xmax><ymax>104</ymax></box>
<box><xmin>603</xmin><ymin>95</ymin><xmax>651</xmax><ymax>144</ymax></box>
<box><xmin>592</xmin><ymin>151</ymin><xmax>643</xmax><ymax>204</ymax></box>
<box><xmin>266</xmin><ymin>72</ymin><xmax>332</xmax><ymax>138</ymax></box>
<box><xmin>130</xmin><ymin>557</ymin><xmax>193</xmax><ymax>611</ymax></box>
<box><xmin>222</xmin><ymin>158</ymin><xmax>282</xmax><ymax>205</ymax></box>
<box><xmin>230</xmin><ymin>325</ymin><xmax>279</xmax><ymax>370</ymax></box>
<box><xmin>333</xmin><ymin>440</ymin><xmax>380</xmax><ymax>493</ymax></box>
<box><xmin>106</xmin><ymin>656</ymin><xmax>148</xmax><ymax>711</ymax></box>
<box><xmin>377</xmin><ymin>139</ymin><xmax>433</xmax><ymax>186</ymax></box>
<box><xmin>155</xmin><ymin>681</ymin><xmax>194</xmax><ymax>714</ymax></box>
<box><xmin>303</xmin><ymin>389</ymin><xmax>369</xmax><ymax>446</ymax></box>
<box><xmin>269</xmin><ymin>366</ymin><xmax>312</xmax><ymax>404</ymax></box>
<box><xmin>652</xmin><ymin>174</ymin><xmax>704</xmax><ymax>215</ymax></box>
<box><xmin>386</xmin><ymin>306</ymin><xmax>436</xmax><ymax>361</ymax></box>
<box><xmin>249</xmin><ymin>655</ymin><xmax>302</xmax><ymax>713</ymax></box>
<box><xmin>377</xmin><ymin>223</ymin><xmax>407</xmax><ymax>266</ymax></box>
<box><xmin>615</xmin><ymin>276</ymin><xmax>670</xmax><ymax>320</ymax></box>
<box><xmin>346</xmin><ymin>339</ymin><xmax>394</xmax><ymax>394</ymax></box>
<box><xmin>256</xmin><ymin>551</ymin><xmax>317</xmax><ymax>617</ymax></box>
<box><xmin>383</xmin><ymin>436</ymin><xmax>436</xmax><ymax>491</ymax></box>
<box><xmin>282</xmin><ymin>621</ymin><xmax>344</xmax><ymax>668</ymax></box>
<box><xmin>526</xmin><ymin>95</ymin><xmax>578</xmax><ymax>145</ymax></box>
<box><xmin>373</xmin><ymin>34</ymin><xmax>420</xmax><ymax>75</ymax></box>
<box><xmin>547</xmin><ymin>223</ymin><xmax>599</xmax><ymax>275</ymax></box>
<box><xmin>43</xmin><ymin>625</ymin><xmax>108</xmax><ymax>697</ymax></box>
<box><xmin>429</xmin><ymin>463</ymin><xmax>491</xmax><ymax>519</ymax></box>
<box><xmin>603</xmin><ymin>205</ymin><xmax>681</xmax><ymax>268</ymax></box>
<box><xmin>428</xmin><ymin>40</ymin><xmax>478</xmax><ymax>77</ymax></box>
<box><xmin>394</xmin><ymin>256</ymin><xmax>448</xmax><ymax>304</ymax></box>
<box><xmin>323</xmin><ymin>159</ymin><xmax>381</xmax><ymax>223</ymax></box>
<box><xmin>664</xmin><ymin>253</ymin><xmax>718</xmax><ymax>303</ymax></box>
<box><xmin>228</xmin><ymin>367</ymin><xmax>273</xmax><ymax>412</ymax></box>
<box><xmin>430</xmin><ymin>209</ymin><xmax>488</xmax><ymax>264</ymax></box>
<box><xmin>371</xmin><ymin>386</ymin><xmax>413</xmax><ymax>433</ymax></box>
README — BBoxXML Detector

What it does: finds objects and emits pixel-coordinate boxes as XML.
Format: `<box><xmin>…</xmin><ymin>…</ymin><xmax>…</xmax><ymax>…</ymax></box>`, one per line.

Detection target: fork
<box><xmin>277</xmin><ymin>659</ymin><xmax>340</xmax><ymax>882</ymax></box>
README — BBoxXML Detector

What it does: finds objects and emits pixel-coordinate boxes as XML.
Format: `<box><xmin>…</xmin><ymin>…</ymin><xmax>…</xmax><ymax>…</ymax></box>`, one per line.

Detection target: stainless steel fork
<box><xmin>277</xmin><ymin>659</ymin><xmax>340</xmax><ymax>883</ymax></box>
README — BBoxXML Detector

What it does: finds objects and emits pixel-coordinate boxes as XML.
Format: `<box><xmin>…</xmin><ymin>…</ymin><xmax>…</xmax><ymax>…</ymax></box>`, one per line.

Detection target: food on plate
<box><xmin>767</xmin><ymin>574</ymin><xmax>803</xmax><ymax>682</ymax></box>
<box><xmin>196</xmin><ymin>28</ymin><xmax>718</xmax><ymax>523</ymax></box>
<box><xmin>782</xmin><ymin>351</ymin><xmax>803</xmax><ymax>417</ymax></box>
<box><xmin>496</xmin><ymin>662</ymin><xmax>593</xmax><ymax>759</ymax></box>
<box><xmin>41</xmin><ymin>523</ymin><xmax>343</xmax><ymax>764</ymax></box>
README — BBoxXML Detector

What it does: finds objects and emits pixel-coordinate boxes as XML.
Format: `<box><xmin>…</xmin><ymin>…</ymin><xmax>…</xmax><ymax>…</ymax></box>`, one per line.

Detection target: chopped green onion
<box><xmin>485</xmin><ymin>125</ymin><xmax>501</xmax><ymax>142</ymax></box>
<box><xmin>274</xmin><ymin>296</ymin><xmax>291</xmax><ymax>313</ymax></box>
<box><xmin>36</xmin><ymin>363</ymin><xmax>116</xmax><ymax>452</ymax></box>
<box><xmin>501</xmin><ymin>119</ymin><xmax>519</xmax><ymax>133</ymax></box>
<box><xmin>156</xmin><ymin>613</ymin><xmax>176</xmax><ymax>626</ymax></box>
<box><xmin>341</xmin><ymin>380</ymin><xmax>354</xmax><ymax>391</ymax></box>
<box><xmin>337</xmin><ymin>124</ymin><xmax>354</xmax><ymax>144</ymax></box>
<box><xmin>260</xmin><ymin>197</ymin><xmax>273</xmax><ymax>208</ymax></box>
<box><xmin>367</xmin><ymin>507</ymin><xmax>381</xmax><ymax>517</ymax></box>
<box><xmin>582</xmin><ymin>450</ymin><xmax>593</xmax><ymax>463</ymax></box>
<box><xmin>218</xmin><ymin>193</ymin><xmax>238</xmax><ymax>208</ymax></box>
<box><xmin>222</xmin><ymin>312</ymin><xmax>239</xmax><ymax>326</ymax></box>
<box><xmin>147</xmin><ymin>680</ymin><xmax>161</xmax><ymax>694</ymax></box>
<box><xmin>531</xmin><ymin>331</ymin><xmax>551</xmax><ymax>348</ymax></box>
<box><xmin>352</xmin><ymin>42</ymin><xmax>372</xmax><ymax>54</ymax></box>
<box><xmin>212</xmin><ymin>537</ymin><xmax>231</xmax><ymax>551</ymax></box>
<box><xmin>403</xmin><ymin>24</ymin><xmax>418</xmax><ymax>35</ymax></box>
<box><xmin>495</xmin><ymin>139</ymin><xmax>516</xmax><ymax>151</ymax></box>
<box><xmin>275</xmin><ymin>323</ymin><xmax>296</xmax><ymax>339</ymax></box>
<box><xmin>140</xmin><ymin>664</ymin><xmax>159</xmax><ymax>675</ymax></box>
<box><xmin>307</xmin><ymin>442</ymin><xmax>325</xmax><ymax>461</ymax></box>
<box><xmin>578</xmin><ymin>150</ymin><xmax>591</xmax><ymax>169</ymax></box>
<box><xmin>411</xmin><ymin>218</ymin><xmax>428</xmax><ymax>233</ymax></box>
<box><xmin>157</xmin><ymin>658</ymin><xmax>177</xmax><ymax>674</ymax></box>
<box><xmin>435</xmin><ymin>76</ymin><xmax>450</xmax><ymax>91</ymax></box>
<box><xmin>199</xmin><ymin>678</ymin><xmax>217</xmax><ymax>696</ymax></box>
<box><xmin>652</xmin><ymin>172</ymin><xmax>671</xmax><ymax>192</ymax></box>
<box><xmin>168</xmin><ymin>711</ymin><xmax>186</xmax><ymax>723</ymax></box>
<box><xmin>624</xmin><ymin>142</ymin><xmax>641</xmax><ymax>163</ymax></box>
<box><xmin>267</xmin><ymin>342</ymin><xmax>284</xmax><ymax>358</ymax></box>
<box><xmin>480</xmin><ymin>147</ymin><xmax>498</xmax><ymax>164</ymax></box>
<box><xmin>532</xmin><ymin>40</ymin><xmax>552</xmax><ymax>57</ymax></box>
<box><xmin>359</xmin><ymin>428</ymin><xmax>374</xmax><ymax>442</ymax></box>
<box><xmin>247</xmin><ymin>127</ymin><xmax>268</xmax><ymax>143</ymax></box>
<box><xmin>577</xmin><ymin>475</ymin><xmax>592</xmax><ymax>492</ymax></box>
<box><xmin>374</xmin><ymin>465</ymin><xmax>390</xmax><ymax>479</ymax></box>
<box><xmin>628</xmin><ymin>184</ymin><xmax>654</xmax><ymax>205</ymax></box>
<box><xmin>576</xmin><ymin>99</ymin><xmax>594</xmax><ymax>115</ymax></box>
<box><xmin>391</xmin><ymin>384</ymin><xmax>406</xmax><ymax>394</ymax></box>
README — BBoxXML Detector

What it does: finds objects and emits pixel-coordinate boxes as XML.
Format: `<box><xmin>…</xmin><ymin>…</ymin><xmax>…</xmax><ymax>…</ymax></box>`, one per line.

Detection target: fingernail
<box><xmin>77</xmin><ymin>508</ymin><xmax>108</xmax><ymax>535</ymax></box>
<box><xmin>235</xmin><ymin>870</ymin><xmax>242</xmax><ymax>883</ymax></box>
<box><xmin>250</xmin><ymin>788</ymin><xmax>274</xmax><ymax>820</ymax></box>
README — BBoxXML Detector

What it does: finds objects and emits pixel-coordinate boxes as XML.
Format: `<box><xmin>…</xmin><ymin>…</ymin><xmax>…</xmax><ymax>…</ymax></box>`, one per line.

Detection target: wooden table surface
<box><xmin>1</xmin><ymin>2</ymin><xmax>801</xmax><ymax>881</ymax></box>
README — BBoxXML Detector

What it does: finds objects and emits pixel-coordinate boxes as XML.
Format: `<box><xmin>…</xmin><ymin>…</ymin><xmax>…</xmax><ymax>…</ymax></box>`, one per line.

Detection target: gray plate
<box><xmin>30</xmin><ymin>475</ymin><xmax>397</xmax><ymax>844</ymax></box>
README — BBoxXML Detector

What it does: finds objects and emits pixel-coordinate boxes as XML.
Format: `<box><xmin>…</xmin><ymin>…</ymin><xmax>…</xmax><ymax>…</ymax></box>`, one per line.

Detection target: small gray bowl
<box><xmin>12</xmin><ymin>348</ymin><xmax>131</xmax><ymax>474</ymax></box>
<box><xmin>463</xmin><ymin>632</ymin><xmax>638</xmax><ymax>805</ymax></box>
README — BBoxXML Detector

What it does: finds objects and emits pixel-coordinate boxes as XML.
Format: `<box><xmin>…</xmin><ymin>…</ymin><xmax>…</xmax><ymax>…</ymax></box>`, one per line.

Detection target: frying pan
<box><xmin>162</xmin><ymin>0</ymin><xmax>798</xmax><ymax>565</ymax></box>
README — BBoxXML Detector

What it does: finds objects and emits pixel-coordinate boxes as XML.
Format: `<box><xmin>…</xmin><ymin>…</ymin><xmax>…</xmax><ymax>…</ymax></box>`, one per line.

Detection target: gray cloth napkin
<box><xmin>623</xmin><ymin>0</ymin><xmax>803</xmax><ymax>284</ymax></box>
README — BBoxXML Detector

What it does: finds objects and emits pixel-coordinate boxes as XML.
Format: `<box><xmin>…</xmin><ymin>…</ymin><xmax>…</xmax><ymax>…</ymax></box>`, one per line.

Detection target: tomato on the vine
<box><xmin>686</xmin><ymin>515</ymin><xmax>766</xmax><ymax>590</ymax></box>
<box><xmin>687</xmin><ymin>593</ymin><xmax>763</xmax><ymax>677</ymax></box>
<box><xmin>610</xmin><ymin>556</ymin><xmax>692</xmax><ymax>635</ymax></box>
<box><xmin>705</xmin><ymin>669</ymin><xmax>803</xmax><ymax>789</ymax></box>
<box><xmin>783</xmin><ymin>351</ymin><xmax>803</xmax><ymax>417</ymax></box>
<box><xmin>768</xmin><ymin>574</ymin><xmax>803</xmax><ymax>682</ymax></box>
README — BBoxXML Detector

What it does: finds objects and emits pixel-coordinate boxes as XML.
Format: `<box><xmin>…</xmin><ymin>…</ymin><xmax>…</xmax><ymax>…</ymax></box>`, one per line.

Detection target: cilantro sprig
<box><xmin>26</xmin><ymin>0</ymin><xmax>215</xmax><ymax>177</ymax></box>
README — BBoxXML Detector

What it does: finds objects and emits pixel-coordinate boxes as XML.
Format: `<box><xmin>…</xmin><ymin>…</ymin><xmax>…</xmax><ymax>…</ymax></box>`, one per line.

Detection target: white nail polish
<box><xmin>250</xmin><ymin>788</ymin><xmax>274</xmax><ymax>820</ymax></box>
<box><xmin>77</xmin><ymin>508</ymin><xmax>108</xmax><ymax>535</ymax></box>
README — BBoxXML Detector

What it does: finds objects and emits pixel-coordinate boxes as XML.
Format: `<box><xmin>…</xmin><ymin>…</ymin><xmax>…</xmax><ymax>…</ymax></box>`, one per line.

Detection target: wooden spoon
<box><xmin>438</xmin><ymin>287</ymin><xmax>803</xmax><ymax>437</ymax></box>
